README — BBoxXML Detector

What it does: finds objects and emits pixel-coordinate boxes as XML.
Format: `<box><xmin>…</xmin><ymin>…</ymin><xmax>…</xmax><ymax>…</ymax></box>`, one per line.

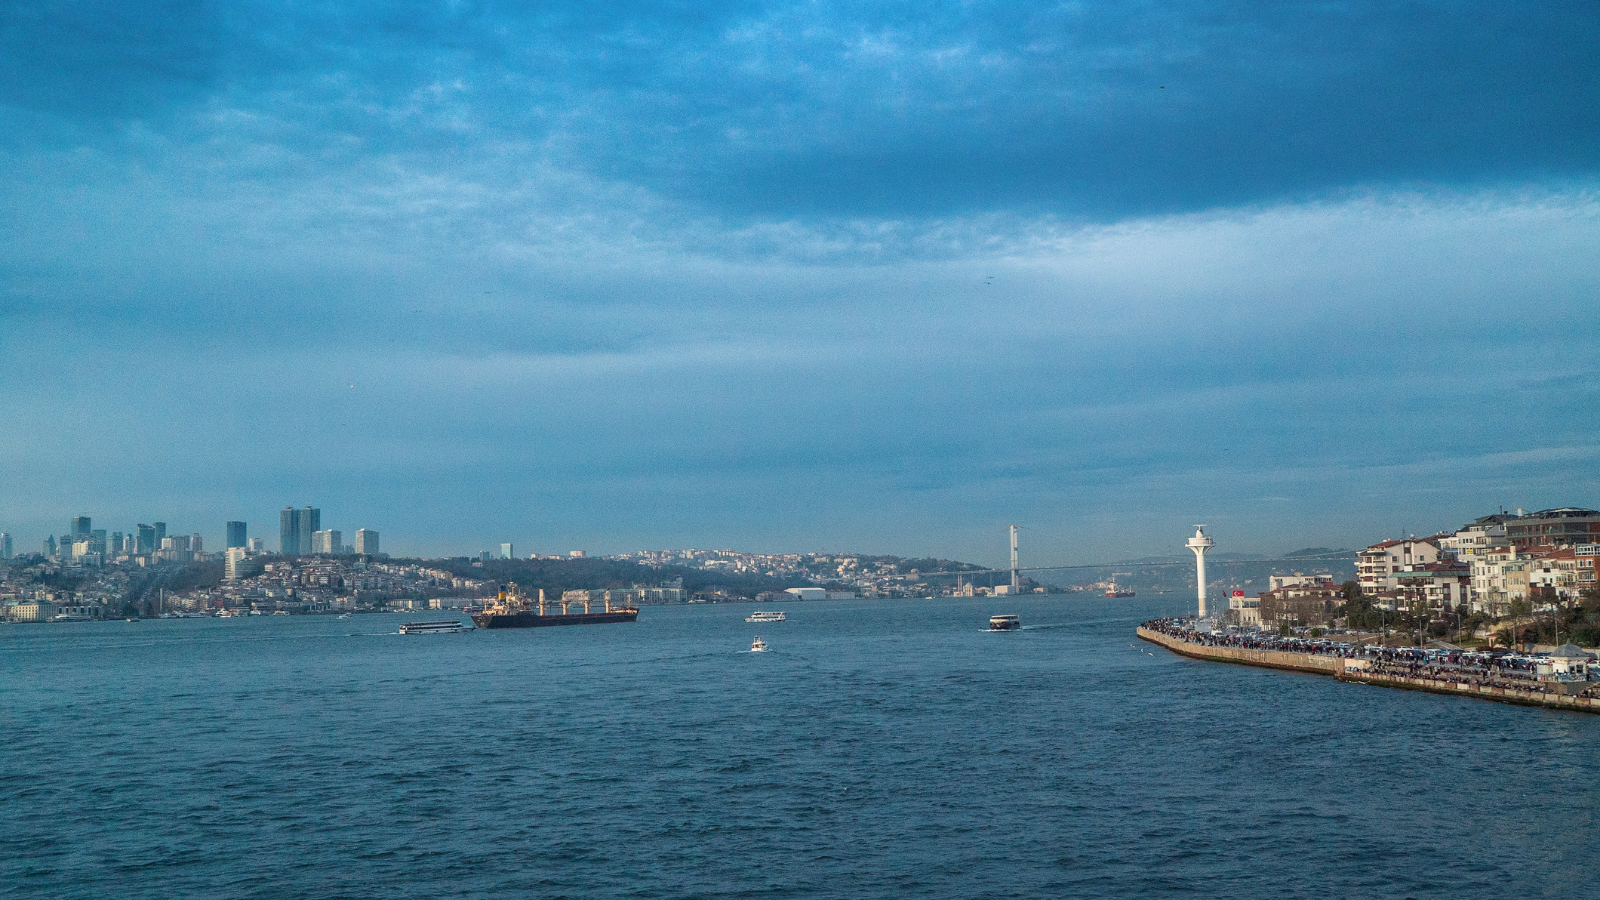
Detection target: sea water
<box><xmin>2</xmin><ymin>596</ymin><xmax>1597</xmax><ymax>898</ymax></box>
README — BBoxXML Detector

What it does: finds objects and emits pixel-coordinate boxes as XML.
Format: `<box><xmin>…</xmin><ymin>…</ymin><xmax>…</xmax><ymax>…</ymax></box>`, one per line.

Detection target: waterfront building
<box><xmin>1439</xmin><ymin>514</ymin><xmax>1515</xmax><ymax>560</ymax></box>
<box><xmin>355</xmin><ymin>529</ymin><xmax>378</xmax><ymax>555</ymax></box>
<box><xmin>1506</xmin><ymin>508</ymin><xmax>1600</xmax><ymax>551</ymax></box>
<box><xmin>1528</xmin><ymin>548</ymin><xmax>1582</xmax><ymax>600</ymax></box>
<box><xmin>9</xmin><ymin>600</ymin><xmax>57</xmax><ymax>623</ymax></box>
<box><xmin>1392</xmin><ymin>562</ymin><xmax>1471</xmax><ymax>613</ymax></box>
<box><xmin>1256</xmin><ymin>582</ymin><xmax>1339</xmax><ymax>628</ymax></box>
<box><xmin>1268</xmin><ymin>573</ymin><xmax>1335</xmax><ymax>591</ymax></box>
<box><xmin>1356</xmin><ymin>537</ymin><xmax>1441</xmax><ymax>597</ymax></box>
<box><xmin>226</xmin><ymin>521</ymin><xmax>247</xmax><ymax>549</ymax></box>
<box><xmin>785</xmin><ymin>587</ymin><xmax>826</xmax><ymax>601</ymax></box>
<box><xmin>1227</xmin><ymin>590</ymin><xmax>1261</xmax><ymax>627</ymax></box>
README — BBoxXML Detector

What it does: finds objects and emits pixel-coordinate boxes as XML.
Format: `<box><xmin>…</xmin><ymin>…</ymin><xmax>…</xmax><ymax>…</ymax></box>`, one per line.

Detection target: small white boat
<box><xmin>750</xmin><ymin>636</ymin><xmax>768</xmax><ymax>652</ymax></box>
<box><xmin>746</xmin><ymin>610</ymin><xmax>786</xmax><ymax>623</ymax></box>
<box><xmin>338</xmin><ymin>613</ymin><xmax>352</xmax><ymax>619</ymax></box>
<box><xmin>988</xmin><ymin>615</ymin><xmax>1021</xmax><ymax>631</ymax></box>
<box><xmin>271</xmin><ymin>610</ymin><xmax>291</xmax><ymax>616</ymax></box>
<box><xmin>401</xmin><ymin>620</ymin><xmax>463</xmax><ymax>635</ymax></box>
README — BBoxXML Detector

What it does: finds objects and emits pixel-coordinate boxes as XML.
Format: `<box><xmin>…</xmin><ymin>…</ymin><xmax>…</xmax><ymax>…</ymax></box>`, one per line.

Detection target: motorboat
<box><xmin>746</xmin><ymin>610</ymin><xmax>786</xmax><ymax>623</ymax></box>
<box><xmin>400</xmin><ymin>620</ymin><xmax>463</xmax><ymax>635</ymax></box>
<box><xmin>750</xmin><ymin>636</ymin><xmax>768</xmax><ymax>652</ymax></box>
<box><xmin>988</xmin><ymin>615</ymin><xmax>1021</xmax><ymax>631</ymax></box>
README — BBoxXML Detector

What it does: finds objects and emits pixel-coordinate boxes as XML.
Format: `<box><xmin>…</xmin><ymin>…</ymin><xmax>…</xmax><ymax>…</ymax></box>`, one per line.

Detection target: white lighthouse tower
<box><xmin>1186</xmin><ymin>526</ymin><xmax>1215</xmax><ymax>620</ymax></box>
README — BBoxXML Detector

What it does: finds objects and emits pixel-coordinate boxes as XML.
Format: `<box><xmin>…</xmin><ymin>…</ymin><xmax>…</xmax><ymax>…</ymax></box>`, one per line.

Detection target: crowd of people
<box><xmin>1142</xmin><ymin>617</ymin><xmax>1600</xmax><ymax>700</ymax></box>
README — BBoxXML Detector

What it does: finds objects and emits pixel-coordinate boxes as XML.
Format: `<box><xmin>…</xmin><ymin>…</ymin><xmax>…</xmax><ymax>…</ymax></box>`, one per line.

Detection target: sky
<box><xmin>2</xmin><ymin>1</ymin><xmax>1598</xmax><ymax>567</ymax></box>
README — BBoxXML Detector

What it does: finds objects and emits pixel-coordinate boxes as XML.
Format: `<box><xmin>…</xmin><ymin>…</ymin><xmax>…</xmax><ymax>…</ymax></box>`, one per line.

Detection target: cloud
<box><xmin>2</xmin><ymin>2</ymin><xmax>1598</xmax><ymax>561</ymax></box>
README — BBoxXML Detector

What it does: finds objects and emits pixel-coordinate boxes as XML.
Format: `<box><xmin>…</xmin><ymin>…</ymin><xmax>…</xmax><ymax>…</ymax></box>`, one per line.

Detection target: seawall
<box><xmin>1136</xmin><ymin>627</ymin><xmax>1600</xmax><ymax>715</ymax></box>
<box><xmin>1136</xmin><ymin>627</ymin><xmax>1343</xmax><ymax>675</ymax></box>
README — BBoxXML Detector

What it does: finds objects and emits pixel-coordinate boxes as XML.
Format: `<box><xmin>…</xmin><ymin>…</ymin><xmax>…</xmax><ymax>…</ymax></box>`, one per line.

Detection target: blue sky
<box><xmin>2</xmin><ymin>1</ymin><xmax>1597</xmax><ymax>566</ymax></box>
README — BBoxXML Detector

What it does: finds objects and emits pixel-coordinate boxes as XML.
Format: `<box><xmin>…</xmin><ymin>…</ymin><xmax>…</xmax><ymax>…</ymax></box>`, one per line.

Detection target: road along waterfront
<box><xmin>1138</xmin><ymin>619</ymin><xmax>1600</xmax><ymax>715</ymax></box>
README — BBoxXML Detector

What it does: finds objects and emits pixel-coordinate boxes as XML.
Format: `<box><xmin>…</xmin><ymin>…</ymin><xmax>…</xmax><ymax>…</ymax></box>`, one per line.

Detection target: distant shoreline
<box><xmin>1136</xmin><ymin>626</ymin><xmax>1600</xmax><ymax>716</ymax></box>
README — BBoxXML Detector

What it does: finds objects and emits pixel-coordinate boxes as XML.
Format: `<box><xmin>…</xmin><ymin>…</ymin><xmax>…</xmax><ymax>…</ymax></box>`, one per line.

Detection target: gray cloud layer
<box><xmin>2</xmin><ymin>2</ymin><xmax>1597</xmax><ymax>562</ymax></box>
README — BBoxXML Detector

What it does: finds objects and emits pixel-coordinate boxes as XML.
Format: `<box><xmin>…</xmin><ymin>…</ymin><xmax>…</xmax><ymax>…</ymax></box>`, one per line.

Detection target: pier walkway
<box><xmin>1137</xmin><ymin>622</ymin><xmax>1600</xmax><ymax>715</ymax></box>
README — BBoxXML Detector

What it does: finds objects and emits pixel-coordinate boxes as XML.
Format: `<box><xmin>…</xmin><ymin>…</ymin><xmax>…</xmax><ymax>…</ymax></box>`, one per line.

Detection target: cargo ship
<box><xmin>470</xmin><ymin>584</ymin><xmax>639</xmax><ymax>629</ymax></box>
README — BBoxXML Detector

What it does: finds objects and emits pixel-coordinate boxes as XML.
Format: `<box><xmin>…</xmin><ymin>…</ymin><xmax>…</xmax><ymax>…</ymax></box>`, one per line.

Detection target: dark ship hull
<box><xmin>471</xmin><ymin>609</ymin><xmax>639</xmax><ymax>629</ymax></box>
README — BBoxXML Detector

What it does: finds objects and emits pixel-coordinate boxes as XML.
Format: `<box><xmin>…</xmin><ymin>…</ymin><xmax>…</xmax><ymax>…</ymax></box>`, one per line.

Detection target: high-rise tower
<box><xmin>226</xmin><ymin>521</ymin><xmax>247</xmax><ymax>549</ymax></box>
<box><xmin>280</xmin><ymin>507</ymin><xmax>298</xmax><ymax>554</ymax></box>
<box><xmin>296</xmin><ymin>507</ymin><xmax>320</xmax><ymax>554</ymax></box>
<box><xmin>1186</xmin><ymin>526</ymin><xmax>1215</xmax><ymax>619</ymax></box>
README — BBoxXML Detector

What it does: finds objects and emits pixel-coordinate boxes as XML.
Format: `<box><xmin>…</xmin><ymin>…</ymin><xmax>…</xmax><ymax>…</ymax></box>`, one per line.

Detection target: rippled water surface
<box><xmin>3</xmin><ymin>596</ymin><xmax>1598</xmax><ymax>898</ymax></box>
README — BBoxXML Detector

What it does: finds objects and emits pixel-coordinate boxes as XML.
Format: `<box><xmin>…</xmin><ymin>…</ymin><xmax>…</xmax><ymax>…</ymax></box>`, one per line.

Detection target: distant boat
<box><xmin>1105</xmin><ymin>577</ymin><xmax>1135</xmax><ymax>598</ymax></box>
<box><xmin>746</xmin><ymin>610</ymin><xmax>786</xmax><ymax>623</ymax></box>
<box><xmin>400</xmin><ymin>620</ymin><xmax>463</xmax><ymax>635</ymax></box>
<box><xmin>750</xmin><ymin>636</ymin><xmax>769</xmax><ymax>652</ymax></box>
<box><xmin>988</xmin><ymin>614</ymin><xmax>1021</xmax><ymax>631</ymax></box>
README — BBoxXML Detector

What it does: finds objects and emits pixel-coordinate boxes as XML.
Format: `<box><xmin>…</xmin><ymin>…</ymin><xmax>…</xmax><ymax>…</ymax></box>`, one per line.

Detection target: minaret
<box><xmin>1186</xmin><ymin>526</ymin><xmax>1215</xmax><ymax>619</ymax></box>
<box><xmin>1009</xmin><ymin>525</ymin><xmax>1020</xmax><ymax>594</ymax></box>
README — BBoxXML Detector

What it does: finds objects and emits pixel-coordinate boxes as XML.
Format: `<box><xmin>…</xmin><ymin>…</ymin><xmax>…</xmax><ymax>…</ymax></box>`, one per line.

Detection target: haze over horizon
<box><xmin>3</xmin><ymin>2</ymin><xmax>1598</xmax><ymax>567</ymax></box>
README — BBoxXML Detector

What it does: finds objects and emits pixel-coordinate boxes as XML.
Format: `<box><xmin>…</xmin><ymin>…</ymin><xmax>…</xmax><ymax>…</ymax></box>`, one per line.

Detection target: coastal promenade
<box><xmin>1137</xmin><ymin>625</ymin><xmax>1600</xmax><ymax>715</ymax></box>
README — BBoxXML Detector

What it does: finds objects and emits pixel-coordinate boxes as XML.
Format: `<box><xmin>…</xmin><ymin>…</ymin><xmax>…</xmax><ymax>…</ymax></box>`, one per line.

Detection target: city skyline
<box><xmin>2</xmin><ymin>501</ymin><xmax>1596</xmax><ymax>572</ymax></box>
<box><xmin>2</xmin><ymin>2</ymin><xmax>1597</xmax><ymax>567</ymax></box>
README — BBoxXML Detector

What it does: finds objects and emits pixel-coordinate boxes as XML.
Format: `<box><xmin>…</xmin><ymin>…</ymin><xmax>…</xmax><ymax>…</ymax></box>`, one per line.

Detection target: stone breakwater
<box><xmin>1136</xmin><ymin>627</ymin><xmax>1600</xmax><ymax>715</ymax></box>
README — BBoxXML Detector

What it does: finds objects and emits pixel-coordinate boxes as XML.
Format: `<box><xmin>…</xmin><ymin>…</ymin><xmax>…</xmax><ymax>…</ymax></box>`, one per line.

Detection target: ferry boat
<box><xmin>988</xmin><ymin>614</ymin><xmax>1021</xmax><ymax>631</ymax></box>
<box><xmin>750</xmin><ymin>636</ymin><xmax>768</xmax><ymax>652</ymax></box>
<box><xmin>400</xmin><ymin>620</ymin><xmax>464</xmax><ymax>635</ymax></box>
<box><xmin>470</xmin><ymin>584</ymin><xmax>639</xmax><ymax>630</ymax></box>
<box><xmin>746</xmin><ymin>610</ymin><xmax>786</xmax><ymax>623</ymax></box>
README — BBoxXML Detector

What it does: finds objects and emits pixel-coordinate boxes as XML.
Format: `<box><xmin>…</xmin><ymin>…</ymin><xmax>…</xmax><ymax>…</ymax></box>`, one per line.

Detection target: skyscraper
<box><xmin>1</xmin><ymin>532</ymin><xmax>11</xmax><ymax>560</ymax></box>
<box><xmin>71</xmin><ymin>516</ymin><xmax>91</xmax><ymax>537</ymax></box>
<box><xmin>153</xmin><ymin>523</ymin><xmax>167</xmax><ymax>547</ymax></box>
<box><xmin>297</xmin><ymin>507</ymin><xmax>320</xmax><ymax>554</ymax></box>
<box><xmin>500</xmin><ymin>542</ymin><xmax>514</xmax><ymax>560</ymax></box>
<box><xmin>226</xmin><ymin>521</ymin><xmax>247</xmax><ymax>549</ymax></box>
<box><xmin>280</xmin><ymin>507</ymin><xmax>298</xmax><ymax>554</ymax></box>
<box><xmin>136</xmin><ymin>524</ymin><xmax>156</xmax><ymax>555</ymax></box>
<box><xmin>311</xmin><ymin>529</ymin><xmax>340</xmax><ymax>554</ymax></box>
<box><xmin>355</xmin><ymin>529</ymin><xmax>379</xmax><ymax>556</ymax></box>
